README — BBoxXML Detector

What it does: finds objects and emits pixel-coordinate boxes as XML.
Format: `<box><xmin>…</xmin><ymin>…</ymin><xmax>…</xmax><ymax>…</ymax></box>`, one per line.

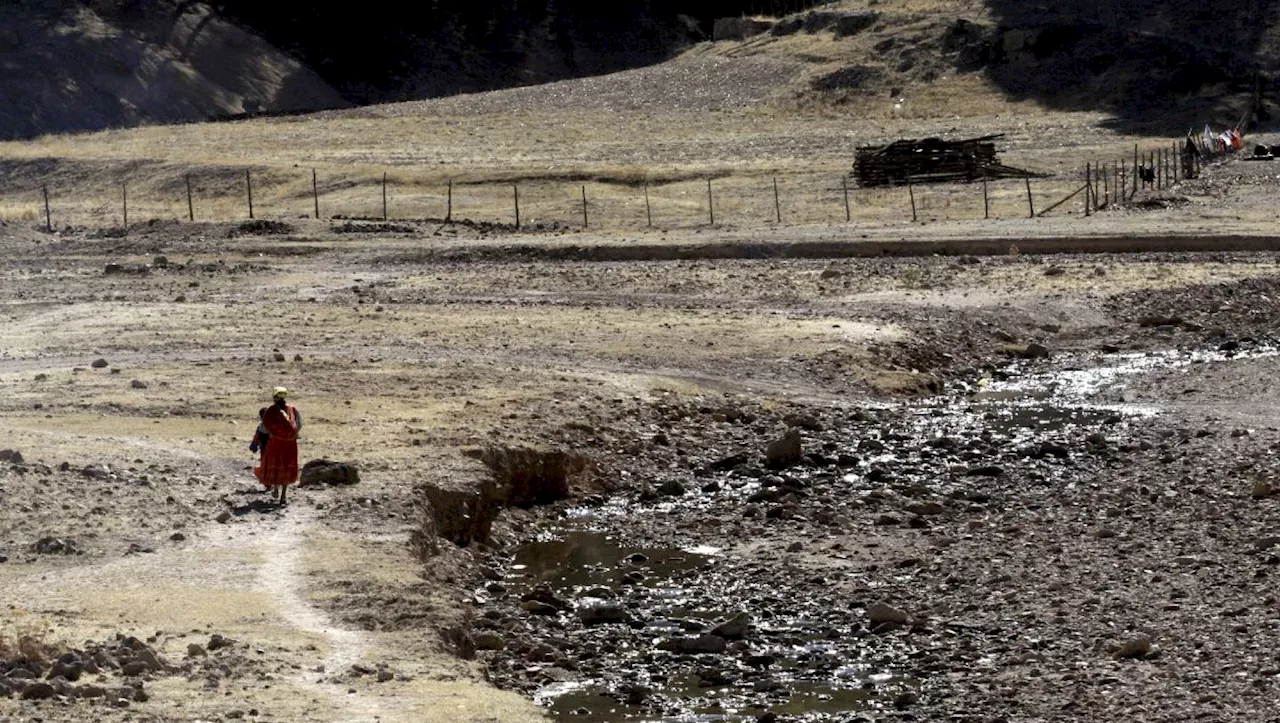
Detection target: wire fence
<box><xmin>2</xmin><ymin>141</ymin><xmax>1196</xmax><ymax>235</ymax></box>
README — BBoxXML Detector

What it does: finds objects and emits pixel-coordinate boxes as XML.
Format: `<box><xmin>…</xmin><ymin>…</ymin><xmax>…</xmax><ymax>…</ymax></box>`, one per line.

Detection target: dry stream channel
<box><xmin>475</xmin><ymin>342</ymin><xmax>1275</xmax><ymax>722</ymax></box>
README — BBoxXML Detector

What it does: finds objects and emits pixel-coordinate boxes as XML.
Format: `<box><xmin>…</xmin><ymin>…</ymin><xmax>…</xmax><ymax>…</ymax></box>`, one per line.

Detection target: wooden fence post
<box><xmin>1024</xmin><ymin>178</ymin><xmax>1035</xmax><ymax>218</ymax></box>
<box><xmin>185</xmin><ymin>174</ymin><xmax>194</xmax><ymax>222</ymax></box>
<box><xmin>246</xmin><ymin>169</ymin><xmax>254</xmax><ymax>219</ymax></box>
<box><xmin>446</xmin><ymin>179</ymin><xmax>453</xmax><ymax>222</ymax></box>
<box><xmin>1084</xmin><ymin>164</ymin><xmax>1091</xmax><ymax>217</ymax></box>
<box><xmin>1132</xmin><ymin>144</ymin><xmax>1139</xmax><ymax>199</ymax></box>
<box><xmin>982</xmin><ymin>173</ymin><xmax>989</xmax><ymax>220</ymax></box>
<box><xmin>773</xmin><ymin>176</ymin><xmax>781</xmax><ymax>223</ymax></box>
<box><xmin>382</xmin><ymin>172</ymin><xmax>388</xmax><ymax>221</ymax></box>
<box><xmin>581</xmin><ymin>185</ymin><xmax>588</xmax><ymax>228</ymax></box>
<box><xmin>907</xmin><ymin>177</ymin><xmax>917</xmax><ymax>222</ymax></box>
<box><xmin>42</xmin><ymin>185</ymin><xmax>51</xmax><ymax>232</ymax></box>
<box><xmin>707</xmin><ymin>179</ymin><xmax>715</xmax><ymax>225</ymax></box>
<box><xmin>121</xmin><ymin>182</ymin><xmax>128</xmax><ymax>235</ymax></box>
<box><xmin>312</xmin><ymin>169</ymin><xmax>319</xmax><ymax>219</ymax></box>
<box><xmin>644</xmin><ymin>182</ymin><xmax>652</xmax><ymax>227</ymax></box>
<box><xmin>842</xmin><ymin>175</ymin><xmax>851</xmax><ymax>222</ymax></box>
<box><xmin>513</xmin><ymin>184</ymin><xmax>520</xmax><ymax>228</ymax></box>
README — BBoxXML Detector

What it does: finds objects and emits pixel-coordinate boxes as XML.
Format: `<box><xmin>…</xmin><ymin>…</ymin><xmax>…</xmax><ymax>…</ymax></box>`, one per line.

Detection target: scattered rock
<box><xmin>1253</xmin><ymin>480</ymin><xmax>1273</xmax><ymax>499</ymax></box>
<box><xmin>657</xmin><ymin>479</ymin><xmax>686</xmax><ymax>497</ymax></box>
<box><xmin>130</xmin><ymin>379</ymin><xmax>148</xmax><ymax>389</ymax></box>
<box><xmin>520</xmin><ymin>600</ymin><xmax>560</xmax><ymax>615</ymax></box>
<box><xmin>1021</xmin><ymin>343</ymin><xmax>1051</xmax><ymax>359</ymax></box>
<box><xmin>578</xmin><ymin>603</ymin><xmax>629</xmax><ymax>626</ymax></box>
<box><xmin>33</xmin><ymin>536</ymin><xmax>81</xmax><ymax>555</ymax></box>
<box><xmin>215</xmin><ymin>511</ymin><xmax>232</xmax><ymax>524</ymax></box>
<box><xmin>782</xmin><ymin>412</ymin><xmax>823</xmax><ymax>431</ymax></box>
<box><xmin>765</xmin><ymin>428</ymin><xmax>803</xmax><ymax>468</ymax></box>
<box><xmin>1113</xmin><ymin>636</ymin><xmax>1154</xmax><ymax>659</ymax></box>
<box><xmin>20</xmin><ymin>681</ymin><xmax>56</xmax><ymax>700</ymax></box>
<box><xmin>865</xmin><ymin>602</ymin><xmax>909</xmax><ymax>626</ymax></box>
<box><xmin>1254</xmin><ymin>536</ymin><xmax>1280</xmax><ymax>551</ymax></box>
<box><xmin>473</xmin><ymin>632</ymin><xmax>506</xmax><ymax>650</ymax></box>
<box><xmin>658</xmin><ymin>635</ymin><xmax>727</xmax><ymax>654</ymax></box>
<box><xmin>708</xmin><ymin>451</ymin><xmax>749</xmax><ymax>471</ymax></box>
<box><xmin>91</xmin><ymin>358</ymin><xmax>110</xmax><ymax>369</ymax></box>
<box><xmin>0</xmin><ymin>449</ymin><xmax>22</xmax><ymax>463</ymax></box>
<box><xmin>710</xmin><ymin>612</ymin><xmax>751</xmax><ymax>640</ymax></box>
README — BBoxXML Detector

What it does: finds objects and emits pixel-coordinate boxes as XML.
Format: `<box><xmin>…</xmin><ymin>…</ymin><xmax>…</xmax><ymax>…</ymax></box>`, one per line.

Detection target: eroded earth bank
<box><xmin>3</xmin><ymin>220</ymin><xmax>1280</xmax><ymax>722</ymax></box>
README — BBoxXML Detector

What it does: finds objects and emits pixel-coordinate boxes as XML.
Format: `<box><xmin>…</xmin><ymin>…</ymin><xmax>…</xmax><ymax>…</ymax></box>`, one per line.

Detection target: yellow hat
<box><xmin>272</xmin><ymin>387</ymin><xmax>288</xmax><ymax>399</ymax></box>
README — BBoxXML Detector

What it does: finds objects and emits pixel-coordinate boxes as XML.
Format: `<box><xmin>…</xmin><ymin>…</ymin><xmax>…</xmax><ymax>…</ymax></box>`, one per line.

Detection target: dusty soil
<box><xmin>2</xmin><ymin>209</ymin><xmax>1280</xmax><ymax>721</ymax></box>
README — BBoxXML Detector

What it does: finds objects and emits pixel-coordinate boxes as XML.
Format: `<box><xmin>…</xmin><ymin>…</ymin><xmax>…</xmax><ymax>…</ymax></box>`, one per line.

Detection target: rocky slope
<box><xmin>0</xmin><ymin>1</ymin><xmax>346</xmax><ymax>139</ymax></box>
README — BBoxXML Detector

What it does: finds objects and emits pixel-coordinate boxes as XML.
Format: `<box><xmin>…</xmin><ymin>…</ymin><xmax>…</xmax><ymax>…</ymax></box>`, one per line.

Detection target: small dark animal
<box><xmin>1139</xmin><ymin>164</ymin><xmax>1155</xmax><ymax>186</ymax></box>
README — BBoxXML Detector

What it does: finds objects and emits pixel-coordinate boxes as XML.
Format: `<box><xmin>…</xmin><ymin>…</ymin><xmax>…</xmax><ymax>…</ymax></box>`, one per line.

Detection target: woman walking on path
<box><xmin>250</xmin><ymin>387</ymin><xmax>302</xmax><ymax>504</ymax></box>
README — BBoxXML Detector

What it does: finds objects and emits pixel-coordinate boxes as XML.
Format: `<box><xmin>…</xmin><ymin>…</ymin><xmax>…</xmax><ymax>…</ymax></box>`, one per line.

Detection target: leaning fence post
<box><xmin>581</xmin><ymin>185</ymin><xmax>589</xmax><ymax>228</ymax></box>
<box><xmin>312</xmin><ymin>169</ymin><xmax>320</xmax><ymax>219</ymax></box>
<box><xmin>1024</xmin><ymin>177</ymin><xmax>1035</xmax><ymax>218</ymax></box>
<box><xmin>644</xmin><ymin>182</ymin><xmax>653</xmax><ymax>227</ymax></box>
<box><xmin>842</xmin><ymin>175</ymin><xmax>851</xmax><ymax>222</ymax></box>
<box><xmin>513</xmin><ymin>184</ymin><xmax>520</xmax><ymax>229</ymax></box>
<box><xmin>246</xmin><ymin>169</ymin><xmax>254</xmax><ymax>219</ymax></box>
<box><xmin>446</xmin><ymin>178</ymin><xmax>453</xmax><ymax>222</ymax></box>
<box><xmin>185</xmin><ymin>174</ymin><xmax>194</xmax><ymax>222</ymax></box>
<box><xmin>122</xmin><ymin>182</ymin><xmax>128</xmax><ymax>236</ymax></box>
<box><xmin>382</xmin><ymin>171</ymin><xmax>388</xmax><ymax>221</ymax></box>
<box><xmin>907</xmin><ymin>177</ymin><xmax>917</xmax><ymax>222</ymax></box>
<box><xmin>43</xmin><ymin>185</ymin><xmax>51</xmax><ymax>232</ymax></box>
<box><xmin>707</xmin><ymin>179</ymin><xmax>715</xmax><ymax>225</ymax></box>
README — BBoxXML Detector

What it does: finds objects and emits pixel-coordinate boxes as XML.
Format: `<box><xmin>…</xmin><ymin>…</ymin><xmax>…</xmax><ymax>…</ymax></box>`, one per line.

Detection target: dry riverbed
<box><xmin>2</xmin><ymin>220</ymin><xmax>1280</xmax><ymax>721</ymax></box>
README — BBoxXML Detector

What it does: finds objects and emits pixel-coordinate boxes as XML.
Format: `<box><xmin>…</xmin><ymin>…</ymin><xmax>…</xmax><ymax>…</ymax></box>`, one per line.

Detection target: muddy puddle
<box><xmin>485</xmin><ymin>343</ymin><xmax>1276</xmax><ymax>721</ymax></box>
<box><xmin>507</xmin><ymin>531</ymin><xmax>712</xmax><ymax>595</ymax></box>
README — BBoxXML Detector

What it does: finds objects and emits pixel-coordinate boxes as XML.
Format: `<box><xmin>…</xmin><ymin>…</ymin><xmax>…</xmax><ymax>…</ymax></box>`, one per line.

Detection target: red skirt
<box><xmin>255</xmin><ymin>439</ymin><xmax>299</xmax><ymax>486</ymax></box>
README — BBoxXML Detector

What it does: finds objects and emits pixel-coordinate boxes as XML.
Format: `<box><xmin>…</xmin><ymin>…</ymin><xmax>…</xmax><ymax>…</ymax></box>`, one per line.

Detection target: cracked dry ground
<box><xmin>3</xmin><ymin>222</ymin><xmax>1280</xmax><ymax>721</ymax></box>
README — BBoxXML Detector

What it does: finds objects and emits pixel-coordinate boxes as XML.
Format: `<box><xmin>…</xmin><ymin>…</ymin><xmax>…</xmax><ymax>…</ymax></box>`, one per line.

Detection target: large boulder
<box><xmin>299</xmin><ymin>459</ymin><xmax>360</xmax><ymax>486</ymax></box>
<box><xmin>765</xmin><ymin>429</ymin><xmax>803</xmax><ymax>468</ymax></box>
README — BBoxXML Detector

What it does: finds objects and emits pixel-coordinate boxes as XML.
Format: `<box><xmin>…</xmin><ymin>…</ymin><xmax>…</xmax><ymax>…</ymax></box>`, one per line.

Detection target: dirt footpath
<box><xmin>2</xmin><ymin>220</ymin><xmax>1280</xmax><ymax>721</ymax></box>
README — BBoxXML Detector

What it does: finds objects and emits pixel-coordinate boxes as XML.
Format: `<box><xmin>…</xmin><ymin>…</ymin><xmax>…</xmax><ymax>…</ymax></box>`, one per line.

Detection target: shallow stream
<box><xmin>493</xmin><ymin>343</ymin><xmax>1278</xmax><ymax>721</ymax></box>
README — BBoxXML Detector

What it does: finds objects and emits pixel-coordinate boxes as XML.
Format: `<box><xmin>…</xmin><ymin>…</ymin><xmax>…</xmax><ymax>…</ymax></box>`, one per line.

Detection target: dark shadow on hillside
<box><xmin>0</xmin><ymin>2</ymin><xmax>344</xmax><ymax>140</ymax></box>
<box><xmin>976</xmin><ymin>0</ymin><xmax>1280</xmax><ymax>134</ymax></box>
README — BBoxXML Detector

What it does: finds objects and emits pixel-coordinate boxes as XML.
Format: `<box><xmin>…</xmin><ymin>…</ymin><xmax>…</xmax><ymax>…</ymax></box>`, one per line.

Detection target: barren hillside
<box><xmin>0</xmin><ymin>1</ymin><xmax>346</xmax><ymax>139</ymax></box>
<box><xmin>7</xmin><ymin>0</ymin><xmax>1280</xmax><ymax>141</ymax></box>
